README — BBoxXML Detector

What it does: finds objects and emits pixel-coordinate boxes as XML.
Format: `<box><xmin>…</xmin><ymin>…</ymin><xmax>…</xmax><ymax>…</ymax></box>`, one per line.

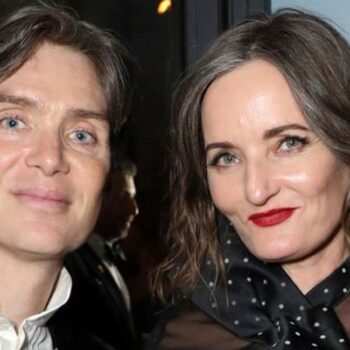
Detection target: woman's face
<box><xmin>202</xmin><ymin>59</ymin><xmax>350</xmax><ymax>266</ymax></box>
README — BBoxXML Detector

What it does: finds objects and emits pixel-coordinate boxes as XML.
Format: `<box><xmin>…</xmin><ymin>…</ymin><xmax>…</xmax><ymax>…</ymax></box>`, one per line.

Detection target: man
<box><xmin>0</xmin><ymin>1</ymin><xmax>130</xmax><ymax>349</ymax></box>
<box><xmin>64</xmin><ymin>158</ymin><xmax>140</xmax><ymax>350</ymax></box>
<box><xmin>97</xmin><ymin>158</ymin><xmax>138</xmax><ymax>242</ymax></box>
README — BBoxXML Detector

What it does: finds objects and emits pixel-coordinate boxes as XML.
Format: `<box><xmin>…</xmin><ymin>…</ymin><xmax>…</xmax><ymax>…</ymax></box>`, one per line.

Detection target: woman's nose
<box><xmin>244</xmin><ymin>160</ymin><xmax>280</xmax><ymax>206</ymax></box>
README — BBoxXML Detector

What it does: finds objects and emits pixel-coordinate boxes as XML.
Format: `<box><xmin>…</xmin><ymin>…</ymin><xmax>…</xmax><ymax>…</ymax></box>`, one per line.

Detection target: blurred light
<box><xmin>157</xmin><ymin>0</ymin><xmax>172</xmax><ymax>15</ymax></box>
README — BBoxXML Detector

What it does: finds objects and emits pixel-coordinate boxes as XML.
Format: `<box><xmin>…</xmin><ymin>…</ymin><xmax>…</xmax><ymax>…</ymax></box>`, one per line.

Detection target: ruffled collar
<box><xmin>191</xmin><ymin>219</ymin><xmax>350</xmax><ymax>349</ymax></box>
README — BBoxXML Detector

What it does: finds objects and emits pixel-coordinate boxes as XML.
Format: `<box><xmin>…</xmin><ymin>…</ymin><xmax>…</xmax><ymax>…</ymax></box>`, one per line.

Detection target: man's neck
<box><xmin>0</xmin><ymin>249</ymin><xmax>62</xmax><ymax>330</ymax></box>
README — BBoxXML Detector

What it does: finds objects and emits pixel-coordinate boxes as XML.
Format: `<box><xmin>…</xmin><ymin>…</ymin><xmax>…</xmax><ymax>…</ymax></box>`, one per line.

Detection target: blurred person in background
<box><xmin>64</xmin><ymin>158</ymin><xmax>140</xmax><ymax>350</ymax></box>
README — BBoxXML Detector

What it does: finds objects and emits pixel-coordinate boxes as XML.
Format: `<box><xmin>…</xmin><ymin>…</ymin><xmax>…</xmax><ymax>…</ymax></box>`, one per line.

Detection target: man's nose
<box><xmin>132</xmin><ymin>198</ymin><xmax>139</xmax><ymax>217</ymax></box>
<box><xmin>127</xmin><ymin>197</ymin><xmax>138</xmax><ymax>218</ymax></box>
<box><xmin>244</xmin><ymin>160</ymin><xmax>280</xmax><ymax>206</ymax></box>
<box><xmin>25</xmin><ymin>132</ymin><xmax>70</xmax><ymax>176</ymax></box>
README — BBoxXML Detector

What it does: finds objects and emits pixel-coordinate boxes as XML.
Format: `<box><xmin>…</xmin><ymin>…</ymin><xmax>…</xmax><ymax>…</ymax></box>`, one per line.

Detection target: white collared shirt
<box><xmin>0</xmin><ymin>267</ymin><xmax>72</xmax><ymax>350</ymax></box>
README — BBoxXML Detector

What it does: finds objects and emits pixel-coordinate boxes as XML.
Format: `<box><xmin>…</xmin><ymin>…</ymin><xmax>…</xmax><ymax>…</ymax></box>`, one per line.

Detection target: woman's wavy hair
<box><xmin>0</xmin><ymin>0</ymin><xmax>132</xmax><ymax>168</ymax></box>
<box><xmin>154</xmin><ymin>9</ymin><xmax>350</xmax><ymax>300</ymax></box>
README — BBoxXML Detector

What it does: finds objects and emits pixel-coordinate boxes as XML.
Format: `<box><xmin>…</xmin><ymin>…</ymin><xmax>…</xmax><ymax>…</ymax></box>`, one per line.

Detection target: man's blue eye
<box><xmin>71</xmin><ymin>130</ymin><xmax>94</xmax><ymax>144</ymax></box>
<box><xmin>7</xmin><ymin>119</ymin><xmax>17</xmax><ymax>128</ymax></box>
<box><xmin>1</xmin><ymin>117</ymin><xmax>23</xmax><ymax>129</ymax></box>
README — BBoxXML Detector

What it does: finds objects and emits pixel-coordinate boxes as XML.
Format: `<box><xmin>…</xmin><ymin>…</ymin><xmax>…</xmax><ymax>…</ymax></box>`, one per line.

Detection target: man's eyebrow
<box><xmin>264</xmin><ymin>124</ymin><xmax>309</xmax><ymax>138</ymax></box>
<box><xmin>69</xmin><ymin>108</ymin><xmax>108</xmax><ymax>120</ymax></box>
<box><xmin>0</xmin><ymin>93</ymin><xmax>39</xmax><ymax>107</ymax></box>
<box><xmin>0</xmin><ymin>94</ymin><xmax>107</xmax><ymax>120</ymax></box>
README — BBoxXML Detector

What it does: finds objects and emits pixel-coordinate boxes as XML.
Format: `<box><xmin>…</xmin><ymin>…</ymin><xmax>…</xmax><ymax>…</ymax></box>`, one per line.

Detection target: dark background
<box><xmin>58</xmin><ymin>0</ymin><xmax>271</xmax><ymax>331</ymax></box>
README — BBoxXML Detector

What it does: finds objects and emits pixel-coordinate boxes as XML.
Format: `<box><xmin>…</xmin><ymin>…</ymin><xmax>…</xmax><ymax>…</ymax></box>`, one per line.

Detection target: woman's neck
<box><xmin>282</xmin><ymin>231</ymin><xmax>349</xmax><ymax>294</ymax></box>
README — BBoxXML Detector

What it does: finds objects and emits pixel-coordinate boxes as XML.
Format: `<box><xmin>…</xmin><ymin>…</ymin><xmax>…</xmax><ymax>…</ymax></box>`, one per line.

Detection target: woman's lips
<box><xmin>248</xmin><ymin>208</ymin><xmax>297</xmax><ymax>227</ymax></box>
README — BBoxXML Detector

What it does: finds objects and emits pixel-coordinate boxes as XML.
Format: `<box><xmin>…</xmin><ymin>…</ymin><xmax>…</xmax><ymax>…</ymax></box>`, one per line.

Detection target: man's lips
<box><xmin>12</xmin><ymin>188</ymin><xmax>71</xmax><ymax>209</ymax></box>
<box><xmin>248</xmin><ymin>208</ymin><xmax>297</xmax><ymax>227</ymax></box>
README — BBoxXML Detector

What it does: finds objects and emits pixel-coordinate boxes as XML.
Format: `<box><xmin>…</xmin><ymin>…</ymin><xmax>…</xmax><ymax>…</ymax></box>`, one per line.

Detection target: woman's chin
<box><xmin>247</xmin><ymin>240</ymin><xmax>299</xmax><ymax>263</ymax></box>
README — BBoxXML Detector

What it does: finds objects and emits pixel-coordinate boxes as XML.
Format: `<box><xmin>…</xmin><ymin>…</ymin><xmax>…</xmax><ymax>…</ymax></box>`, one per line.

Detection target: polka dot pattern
<box><xmin>190</xmin><ymin>221</ymin><xmax>350</xmax><ymax>349</ymax></box>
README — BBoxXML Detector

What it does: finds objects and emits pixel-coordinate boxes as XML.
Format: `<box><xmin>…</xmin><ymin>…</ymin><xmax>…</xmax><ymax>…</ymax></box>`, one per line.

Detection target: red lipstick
<box><xmin>248</xmin><ymin>208</ymin><xmax>296</xmax><ymax>227</ymax></box>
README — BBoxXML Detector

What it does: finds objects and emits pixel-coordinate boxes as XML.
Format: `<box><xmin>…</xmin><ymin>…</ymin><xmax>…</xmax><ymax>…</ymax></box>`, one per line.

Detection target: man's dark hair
<box><xmin>0</xmin><ymin>0</ymin><xmax>131</xmax><ymax>166</ymax></box>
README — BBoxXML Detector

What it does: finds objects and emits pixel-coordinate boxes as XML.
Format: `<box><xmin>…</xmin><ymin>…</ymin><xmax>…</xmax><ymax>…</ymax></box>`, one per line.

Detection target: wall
<box><xmin>272</xmin><ymin>0</ymin><xmax>350</xmax><ymax>41</ymax></box>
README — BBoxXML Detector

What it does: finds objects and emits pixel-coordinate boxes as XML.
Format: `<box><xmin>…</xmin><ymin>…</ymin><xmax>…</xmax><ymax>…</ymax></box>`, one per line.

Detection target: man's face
<box><xmin>0</xmin><ymin>42</ymin><xmax>110</xmax><ymax>260</ymax></box>
<box><xmin>116</xmin><ymin>172</ymin><xmax>138</xmax><ymax>238</ymax></box>
<box><xmin>97</xmin><ymin>170</ymin><xmax>138</xmax><ymax>240</ymax></box>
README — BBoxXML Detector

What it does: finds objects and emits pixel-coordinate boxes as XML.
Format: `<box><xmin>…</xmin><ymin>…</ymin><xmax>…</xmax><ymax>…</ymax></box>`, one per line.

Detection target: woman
<box><xmin>148</xmin><ymin>9</ymin><xmax>350</xmax><ymax>350</ymax></box>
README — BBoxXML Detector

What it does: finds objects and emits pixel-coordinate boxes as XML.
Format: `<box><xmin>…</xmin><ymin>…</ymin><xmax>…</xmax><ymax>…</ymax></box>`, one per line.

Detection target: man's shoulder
<box><xmin>61</xmin><ymin>242</ymin><xmax>137</xmax><ymax>350</ymax></box>
<box><xmin>48</xmin><ymin>313</ymin><xmax>120</xmax><ymax>350</ymax></box>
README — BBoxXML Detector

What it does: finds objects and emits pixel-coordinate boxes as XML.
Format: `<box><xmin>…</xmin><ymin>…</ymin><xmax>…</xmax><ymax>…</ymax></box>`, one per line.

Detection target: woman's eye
<box><xmin>0</xmin><ymin>116</ymin><xmax>25</xmax><ymax>130</ymax></box>
<box><xmin>211</xmin><ymin>152</ymin><xmax>238</xmax><ymax>167</ymax></box>
<box><xmin>70</xmin><ymin>130</ymin><xmax>95</xmax><ymax>144</ymax></box>
<box><xmin>279</xmin><ymin>136</ymin><xmax>308</xmax><ymax>152</ymax></box>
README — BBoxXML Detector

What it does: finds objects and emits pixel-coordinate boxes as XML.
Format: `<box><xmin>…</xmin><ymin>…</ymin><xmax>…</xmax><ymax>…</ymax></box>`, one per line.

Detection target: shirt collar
<box><xmin>23</xmin><ymin>267</ymin><xmax>72</xmax><ymax>328</ymax></box>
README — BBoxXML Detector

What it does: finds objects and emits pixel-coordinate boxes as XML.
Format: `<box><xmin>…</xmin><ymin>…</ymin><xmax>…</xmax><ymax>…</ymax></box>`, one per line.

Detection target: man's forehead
<box><xmin>0</xmin><ymin>43</ymin><xmax>108</xmax><ymax>115</ymax></box>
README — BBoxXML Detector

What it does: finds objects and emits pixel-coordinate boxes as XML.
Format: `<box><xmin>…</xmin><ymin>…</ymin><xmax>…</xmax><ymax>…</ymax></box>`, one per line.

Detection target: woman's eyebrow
<box><xmin>263</xmin><ymin>124</ymin><xmax>309</xmax><ymax>139</ymax></box>
<box><xmin>205</xmin><ymin>141</ymin><xmax>233</xmax><ymax>154</ymax></box>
